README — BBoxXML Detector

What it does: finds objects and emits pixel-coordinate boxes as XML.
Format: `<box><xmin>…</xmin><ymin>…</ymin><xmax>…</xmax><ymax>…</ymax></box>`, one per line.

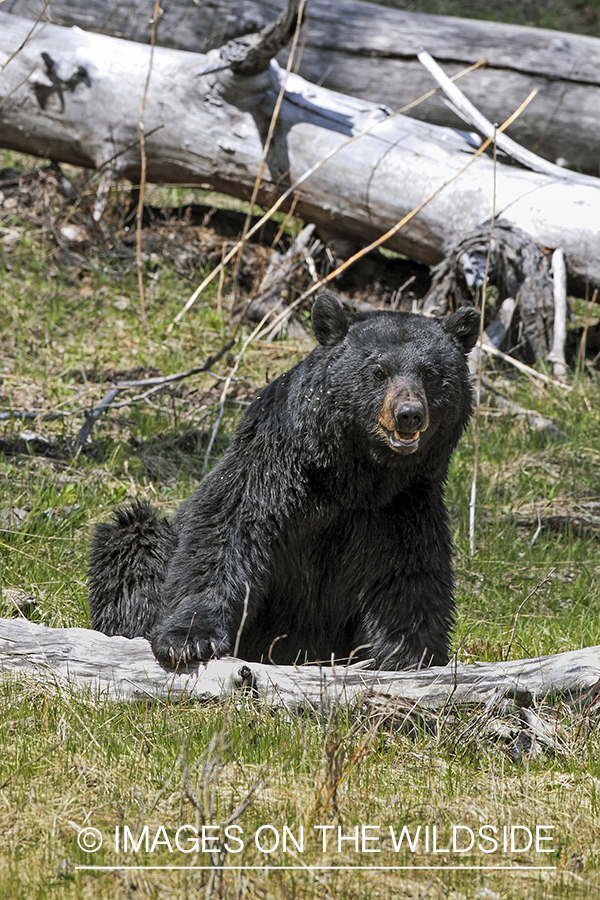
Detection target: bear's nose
<box><xmin>394</xmin><ymin>402</ymin><xmax>425</xmax><ymax>434</ymax></box>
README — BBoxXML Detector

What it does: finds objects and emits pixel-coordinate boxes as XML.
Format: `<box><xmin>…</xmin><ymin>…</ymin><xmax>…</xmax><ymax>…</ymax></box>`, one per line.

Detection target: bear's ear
<box><xmin>441</xmin><ymin>306</ymin><xmax>481</xmax><ymax>355</ymax></box>
<box><xmin>312</xmin><ymin>293</ymin><xmax>349</xmax><ymax>346</ymax></box>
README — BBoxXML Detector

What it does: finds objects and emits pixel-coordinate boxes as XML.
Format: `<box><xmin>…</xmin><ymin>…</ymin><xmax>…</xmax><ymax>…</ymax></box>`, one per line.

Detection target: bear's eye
<box><xmin>423</xmin><ymin>366</ymin><xmax>436</xmax><ymax>381</ymax></box>
<box><xmin>373</xmin><ymin>364</ymin><xmax>388</xmax><ymax>381</ymax></box>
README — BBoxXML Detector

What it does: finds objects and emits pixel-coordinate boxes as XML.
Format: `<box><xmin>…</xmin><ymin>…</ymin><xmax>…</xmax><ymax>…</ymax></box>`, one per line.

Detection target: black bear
<box><xmin>89</xmin><ymin>294</ymin><xmax>480</xmax><ymax>671</ymax></box>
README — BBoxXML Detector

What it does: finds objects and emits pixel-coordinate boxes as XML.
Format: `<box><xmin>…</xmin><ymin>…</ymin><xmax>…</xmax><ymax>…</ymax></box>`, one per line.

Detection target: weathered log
<box><xmin>1</xmin><ymin>618</ymin><xmax>600</xmax><ymax>713</ymax></box>
<box><xmin>1</xmin><ymin>12</ymin><xmax>600</xmax><ymax>294</ymax></box>
<box><xmin>5</xmin><ymin>0</ymin><xmax>600</xmax><ymax>173</ymax></box>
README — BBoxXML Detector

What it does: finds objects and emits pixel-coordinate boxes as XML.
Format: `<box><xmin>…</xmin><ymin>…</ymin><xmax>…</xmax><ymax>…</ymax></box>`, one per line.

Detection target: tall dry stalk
<box><xmin>469</xmin><ymin>129</ymin><xmax>498</xmax><ymax>557</ymax></box>
<box><xmin>135</xmin><ymin>0</ymin><xmax>162</xmax><ymax>332</ymax></box>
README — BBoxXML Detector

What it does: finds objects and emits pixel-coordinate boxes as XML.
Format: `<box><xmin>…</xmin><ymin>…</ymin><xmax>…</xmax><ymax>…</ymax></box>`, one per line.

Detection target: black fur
<box><xmin>88</xmin><ymin>295</ymin><xmax>481</xmax><ymax>670</ymax></box>
<box><xmin>88</xmin><ymin>501</ymin><xmax>177</xmax><ymax>639</ymax></box>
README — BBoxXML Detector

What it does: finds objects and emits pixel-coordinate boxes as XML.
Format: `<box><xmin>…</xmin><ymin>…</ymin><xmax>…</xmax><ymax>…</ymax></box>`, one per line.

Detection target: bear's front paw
<box><xmin>152</xmin><ymin>624</ymin><xmax>231</xmax><ymax>671</ymax></box>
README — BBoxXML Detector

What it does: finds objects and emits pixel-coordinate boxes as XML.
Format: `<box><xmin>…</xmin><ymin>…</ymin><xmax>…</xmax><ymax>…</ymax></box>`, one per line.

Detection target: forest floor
<box><xmin>1</xmin><ymin>113</ymin><xmax>600</xmax><ymax>900</ymax></box>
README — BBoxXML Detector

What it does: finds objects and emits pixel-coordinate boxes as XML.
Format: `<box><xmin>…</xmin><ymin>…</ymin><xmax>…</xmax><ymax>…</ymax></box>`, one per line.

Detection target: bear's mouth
<box><xmin>380</xmin><ymin>424</ymin><xmax>421</xmax><ymax>454</ymax></box>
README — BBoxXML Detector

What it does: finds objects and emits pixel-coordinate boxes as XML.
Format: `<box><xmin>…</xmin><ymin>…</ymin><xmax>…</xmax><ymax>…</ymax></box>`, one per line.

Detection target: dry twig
<box><xmin>417</xmin><ymin>48</ymin><xmax>599</xmax><ymax>188</ymax></box>
<box><xmin>134</xmin><ymin>0</ymin><xmax>162</xmax><ymax>331</ymax></box>
<box><xmin>73</xmin><ymin>339</ymin><xmax>235</xmax><ymax>447</ymax></box>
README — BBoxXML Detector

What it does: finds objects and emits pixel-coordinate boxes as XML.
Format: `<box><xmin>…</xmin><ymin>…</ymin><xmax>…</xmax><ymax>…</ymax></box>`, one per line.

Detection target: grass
<box><xmin>1</xmin><ymin>151</ymin><xmax>600</xmax><ymax>899</ymax></box>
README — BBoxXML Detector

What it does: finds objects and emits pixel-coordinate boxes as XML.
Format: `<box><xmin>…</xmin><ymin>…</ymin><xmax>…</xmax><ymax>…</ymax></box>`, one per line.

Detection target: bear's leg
<box><xmin>88</xmin><ymin>500</ymin><xmax>177</xmax><ymax>639</ymax></box>
<box><xmin>362</xmin><ymin>614</ymin><xmax>451</xmax><ymax>670</ymax></box>
<box><xmin>348</xmin><ymin>492</ymin><xmax>455</xmax><ymax>670</ymax></box>
<box><xmin>354</xmin><ymin>563</ymin><xmax>454</xmax><ymax>670</ymax></box>
<box><xmin>147</xmin><ymin>497</ymin><xmax>271</xmax><ymax>669</ymax></box>
<box><xmin>150</xmin><ymin>596</ymin><xmax>233</xmax><ymax>668</ymax></box>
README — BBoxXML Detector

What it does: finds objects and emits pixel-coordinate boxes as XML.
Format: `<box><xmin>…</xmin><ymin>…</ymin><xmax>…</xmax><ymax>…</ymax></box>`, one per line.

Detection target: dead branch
<box><xmin>201</xmin><ymin>0</ymin><xmax>303</xmax><ymax>77</ymax></box>
<box><xmin>549</xmin><ymin>248</ymin><xmax>568</xmax><ymax>378</ymax></box>
<box><xmin>73</xmin><ymin>339</ymin><xmax>235</xmax><ymax>446</ymax></box>
<box><xmin>423</xmin><ymin>220</ymin><xmax>556</xmax><ymax>362</ymax></box>
<box><xmin>478</xmin><ymin>377</ymin><xmax>564</xmax><ymax>438</ymax></box>
<box><xmin>416</xmin><ymin>48</ymin><xmax>598</xmax><ymax>189</ymax></box>
<box><xmin>237</xmin><ymin>223</ymin><xmax>319</xmax><ymax>341</ymax></box>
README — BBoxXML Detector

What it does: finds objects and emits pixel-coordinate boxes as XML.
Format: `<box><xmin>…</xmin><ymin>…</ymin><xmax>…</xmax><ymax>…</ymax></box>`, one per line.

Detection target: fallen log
<box><xmin>1</xmin><ymin>10</ymin><xmax>600</xmax><ymax>295</ymax></box>
<box><xmin>2</xmin><ymin>617</ymin><xmax>599</xmax><ymax>715</ymax></box>
<box><xmin>6</xmin><ymin>0</ymin><xmax>600</xmax><ymax>173</ymax></box>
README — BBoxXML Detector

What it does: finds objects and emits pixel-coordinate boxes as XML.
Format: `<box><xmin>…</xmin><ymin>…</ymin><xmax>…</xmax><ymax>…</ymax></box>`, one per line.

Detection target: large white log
<box><xmin>6</xmin><ymin>0</ymin><xmax>600</xmax><ymax>172</ymax></box>
<box><xmin>1</xmin><ymin>618</ymin><xmax>599</xmax><ymax>712</ymax></box>
<box><xmin>1</xmin><ymin>11</ymin><xmax>600</xmax><ymax>286</ymax></box>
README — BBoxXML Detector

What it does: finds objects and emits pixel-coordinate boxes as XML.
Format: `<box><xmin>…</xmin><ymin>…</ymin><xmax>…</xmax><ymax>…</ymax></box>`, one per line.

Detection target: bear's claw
<box><xmin>152</xmin><ymin>624</ymin><xmax>231</xmax><ymax>671</ymax></box>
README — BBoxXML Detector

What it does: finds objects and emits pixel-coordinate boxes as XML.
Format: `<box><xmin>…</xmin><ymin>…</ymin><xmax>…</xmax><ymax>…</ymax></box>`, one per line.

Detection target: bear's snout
<box><xmin>394</xmin><ymin>402</ymin><xmax>426</xmax><ymax>435</ymax></box>
<box><xmin>377</xmin><ymin>383</ymin><xmax>430</xmax><ymax>455</ymax></box>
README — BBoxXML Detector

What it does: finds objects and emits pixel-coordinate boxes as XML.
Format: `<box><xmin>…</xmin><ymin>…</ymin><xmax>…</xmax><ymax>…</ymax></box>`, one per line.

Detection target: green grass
<box><xmin>1</xmin><ymin>152</ymin><xmax>600</xmax><ymax>898</ymax></box>
<box><xmin>452</xmin><ymin>374</ymin><xmax>600</xmax><ymax>664</ymax></box>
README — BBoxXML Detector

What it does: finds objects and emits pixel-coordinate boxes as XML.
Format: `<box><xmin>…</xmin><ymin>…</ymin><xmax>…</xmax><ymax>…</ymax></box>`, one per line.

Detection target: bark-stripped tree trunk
<box><xmin>5</xmin><ymin>0</ymin><xmax>600</xmax><ymax>173</ymax></box>
<box><xmin>1</xmin><ymin>10</ymin><xmax>600</xmax><ymax>293</ymax></box>
<box><xmin>1</xmin><ymin>617</ymin><xmax>599</xmax><ymax>715</ymax></box>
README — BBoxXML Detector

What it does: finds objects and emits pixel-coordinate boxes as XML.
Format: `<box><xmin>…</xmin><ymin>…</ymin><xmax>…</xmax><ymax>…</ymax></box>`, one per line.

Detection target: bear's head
<box><xmin>311</xmin><ymin>293</ymin><xmax>481</xmax><ymax>466</ymax></box>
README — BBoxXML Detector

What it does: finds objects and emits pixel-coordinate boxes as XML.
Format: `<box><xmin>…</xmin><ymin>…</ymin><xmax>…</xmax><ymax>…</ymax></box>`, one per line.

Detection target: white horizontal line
<box><xmin>75</xmin><ymin>865</ymin><xmax>558</xmax><ymax>871</ymax></box>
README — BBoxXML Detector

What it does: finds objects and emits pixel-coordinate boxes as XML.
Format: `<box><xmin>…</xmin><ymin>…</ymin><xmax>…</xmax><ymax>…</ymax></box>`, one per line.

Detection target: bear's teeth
<box><xmin>395</xmin><ymin>431</ymin><xmax>419</xmax><ymax>443</ymax></box>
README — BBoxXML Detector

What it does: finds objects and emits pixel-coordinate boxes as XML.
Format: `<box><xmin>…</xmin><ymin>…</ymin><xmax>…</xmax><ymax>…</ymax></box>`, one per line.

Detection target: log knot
<box><xmin>33</xmin><ymin>51</ymin><xmax>91</xmax><ymax>112</ymax></box>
